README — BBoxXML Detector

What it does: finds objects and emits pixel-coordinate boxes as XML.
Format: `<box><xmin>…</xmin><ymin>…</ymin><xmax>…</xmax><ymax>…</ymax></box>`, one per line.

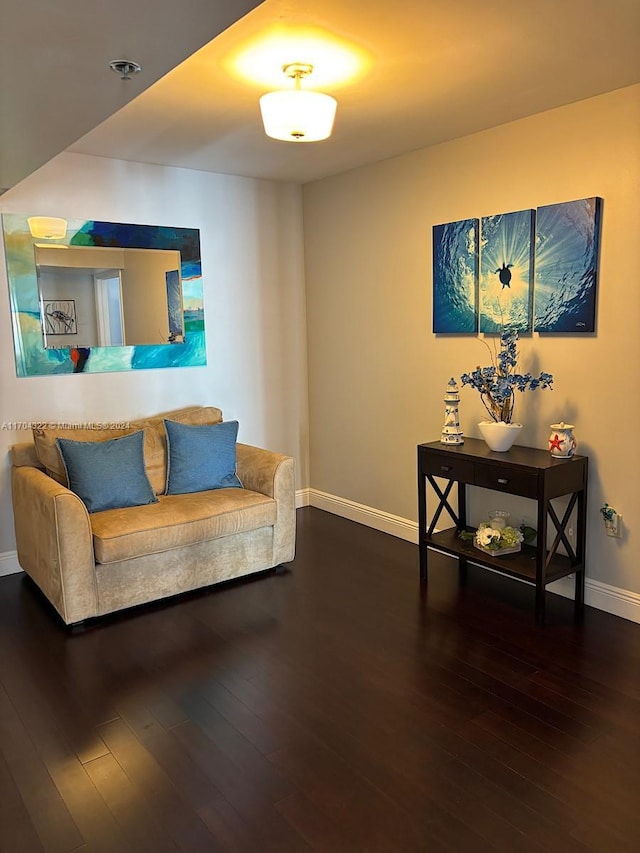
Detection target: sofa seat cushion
<box><xmin>90</xmin><ymin>488</ymin><xmax>277</xmax><ymax>564</ymax></box>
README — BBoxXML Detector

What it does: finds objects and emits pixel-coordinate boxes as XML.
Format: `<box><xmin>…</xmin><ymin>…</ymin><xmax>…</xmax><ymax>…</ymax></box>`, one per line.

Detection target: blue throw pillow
<box><xmin>56</xmin><ymin>430</ymin><xmax>158</xmax><ymax>513</ymax></box>
<box><xmin>164</xmin><ymin>419</ymin><xmax>243</xmax><ymax>495</ymax></box>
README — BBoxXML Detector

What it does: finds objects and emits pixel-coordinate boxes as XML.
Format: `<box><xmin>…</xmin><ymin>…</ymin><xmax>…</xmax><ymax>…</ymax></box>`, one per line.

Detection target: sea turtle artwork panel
<box><xmin>479</xmin><ymin>208</ymin><xmax>535</xmax><ymax>334</ymax></box>
<box><xmin>432</xmin><ymin>218</ymin><xmax>479</xmax><ymax>333</ymax></box>
<box><xmin>533</xmin><ymin>197</ymin><xmax>602</xmax><ymax>333</ymax></box>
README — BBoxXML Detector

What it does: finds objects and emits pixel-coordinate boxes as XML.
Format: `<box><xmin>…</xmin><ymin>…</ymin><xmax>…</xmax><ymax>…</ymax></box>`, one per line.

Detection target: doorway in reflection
<box><xmin>95</xmin><ymin>274</ymin><xmax>124</xmax><ymax>346</ymax></box>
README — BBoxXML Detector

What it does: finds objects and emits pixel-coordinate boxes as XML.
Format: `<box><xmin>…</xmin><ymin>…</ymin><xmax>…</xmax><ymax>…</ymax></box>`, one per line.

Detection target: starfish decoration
<box><xmin>548</xmin><ymin>433</ymin><xmax>563</xmax><ymax>452</ymax></box>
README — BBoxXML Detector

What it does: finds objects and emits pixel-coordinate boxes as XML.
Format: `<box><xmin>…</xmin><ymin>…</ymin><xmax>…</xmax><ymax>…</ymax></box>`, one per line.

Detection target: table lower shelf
<box><xmin>422</xmin><ymin>527</ymin><xmax>579</xmax><ymax>584</ymax></box>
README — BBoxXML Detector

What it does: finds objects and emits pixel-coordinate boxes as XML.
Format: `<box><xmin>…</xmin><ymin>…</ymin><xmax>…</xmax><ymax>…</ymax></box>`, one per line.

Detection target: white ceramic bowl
<box><xmin>478</xmin><ymin>421</ymin><xmax>523</xmax><ymax>452</ymax></box>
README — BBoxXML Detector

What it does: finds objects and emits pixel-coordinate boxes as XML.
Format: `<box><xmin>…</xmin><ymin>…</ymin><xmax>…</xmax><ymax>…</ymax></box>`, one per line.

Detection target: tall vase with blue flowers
<box><xmin>460</xmin><ymin>330</ymin><xmax>554</xmax><ymax>451</ymax></box>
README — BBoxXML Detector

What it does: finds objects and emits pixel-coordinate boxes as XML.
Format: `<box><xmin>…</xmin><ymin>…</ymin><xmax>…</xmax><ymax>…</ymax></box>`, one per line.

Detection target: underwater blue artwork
<box><xmin>534</xmin><ymin>197</ymin><xmax>602</xmax><ymax>333</ymax></box>
<box><xmin>1</xmin><ymin>215</ymin><xmax>205</xmax><ymax>376</ymax></box>
<box><xmin>479</xmin><ymin>209</ymin><xmax>534</xmax><ymax>334</ymax></box>
<box><xmin>432</xmin><ymin>218</ymin><xmax>479</xmax><ymax>333</ymax></box>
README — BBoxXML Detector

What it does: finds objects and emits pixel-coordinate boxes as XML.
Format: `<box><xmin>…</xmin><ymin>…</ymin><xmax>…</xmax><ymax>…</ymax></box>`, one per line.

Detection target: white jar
<box><xmin>548</xmin><ymin>422</ymin><xmax>576</xmax><ymax>458</ymax></box>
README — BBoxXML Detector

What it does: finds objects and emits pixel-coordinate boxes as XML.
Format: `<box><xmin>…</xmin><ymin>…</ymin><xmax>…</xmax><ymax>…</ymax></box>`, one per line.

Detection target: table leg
<box><xmin>574</xmin><ymin>569</ymin><xmax>585</xmax><ymax>622</ymax></box>
<box><xmin>536</xmin><ymin>495</ymin><xmax>549</xmax><ymax>625</ymax></box>
<box><xmin>574</xmin><ymin>486</ymin><xmax>587</xmax><ymax>622</ymax></box>
<box><xmin>417</xmin><ymin>462</ymin><xmax>428</xmax><ymax>582</ymax></box>
<box><xmin>420</xmin><ymin>544</ymin><xmax>428</xmax><ymax>583</ymax></box>
<box><xmin>535</xmin><ymin>583</ymin><xmax>546</xmax><ymax>625</ymax></box>
<box><xmin>458</xmin><ymin>555</ymin><xmax>468</xmax><ymax>584</ymax></box>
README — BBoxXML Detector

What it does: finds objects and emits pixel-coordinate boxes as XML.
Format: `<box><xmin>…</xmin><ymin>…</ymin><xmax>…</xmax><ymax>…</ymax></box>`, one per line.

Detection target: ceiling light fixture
<box><xmin>260</xmin><ymin>63</ymin><xmax>337</xmax><ymax>142</ymax></box>
<box><xmin>109</xmin><ymin>59</ymin><xmax>142</xmax><ymax>80</ymax></box>
<box><xmin>27</xmin><ymin>216</ymin><xmax>67</xmax><ymax>240</ymax></box>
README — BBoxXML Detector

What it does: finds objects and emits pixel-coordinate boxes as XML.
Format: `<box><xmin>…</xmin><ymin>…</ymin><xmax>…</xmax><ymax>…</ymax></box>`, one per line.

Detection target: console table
<box><xmin>417</xmin><ymin>438</ymin><xmax>588</xmax><ymax>623</ymax></box>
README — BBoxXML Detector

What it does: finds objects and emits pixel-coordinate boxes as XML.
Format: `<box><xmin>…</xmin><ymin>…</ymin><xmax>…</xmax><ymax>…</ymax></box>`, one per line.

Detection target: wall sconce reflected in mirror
<box><xmin>27</xmin><ymin>216</ymin><xmax>68</xmax><ymax>240</ymax></box>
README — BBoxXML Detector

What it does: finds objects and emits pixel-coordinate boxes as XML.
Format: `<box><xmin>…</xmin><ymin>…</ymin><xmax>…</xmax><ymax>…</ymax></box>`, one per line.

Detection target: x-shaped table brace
<box><xmin>426</xmin><ymin>474</ymin><xmax>462</xmax><ymax>536</ymax></box>
<box><xmin>546</xmin><ymin>492</ymin><xmax>579</xmax><ymax>568</ymax></box>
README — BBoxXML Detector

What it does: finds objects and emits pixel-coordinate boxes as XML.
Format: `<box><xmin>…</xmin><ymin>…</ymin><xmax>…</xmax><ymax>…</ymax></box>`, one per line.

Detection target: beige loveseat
<box><xmin>10</xmin><ymin>406</ymin><xmax>296</xmax><ymax>625</ymax></box>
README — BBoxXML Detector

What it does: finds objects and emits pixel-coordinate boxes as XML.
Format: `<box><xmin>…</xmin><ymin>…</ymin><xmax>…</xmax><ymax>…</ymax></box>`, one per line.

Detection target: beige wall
<box><xmin>303</xmin><ymin>84</ymin><xmax>640</xmax><ymax>596</ymax></box>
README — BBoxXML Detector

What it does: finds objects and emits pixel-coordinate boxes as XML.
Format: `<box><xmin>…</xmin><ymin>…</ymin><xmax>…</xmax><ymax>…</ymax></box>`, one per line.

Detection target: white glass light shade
<box><xmin>27</xmin><ymin>216</ymin><xmax>67</xmax><ymax>240</ymax></box>
<box><xmin>260</xmin><ymin>89</ymin><xmax>337</xmax><ymax>142</ymax></box>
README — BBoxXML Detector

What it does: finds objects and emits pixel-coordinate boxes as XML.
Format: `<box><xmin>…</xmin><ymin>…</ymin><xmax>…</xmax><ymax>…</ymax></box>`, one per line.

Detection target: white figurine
<box><xmin>441</xmin><ymin>378</ymin><xmax>464</xmax><ymax>445</ymax></box>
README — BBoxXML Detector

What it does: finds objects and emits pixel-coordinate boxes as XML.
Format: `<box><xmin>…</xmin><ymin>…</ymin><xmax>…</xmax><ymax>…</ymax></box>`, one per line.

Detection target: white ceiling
<box><xmin>0</xmin><ymin>0</ymin><xmax>261</xmax><ymax>190</ymax></box>
<box><xmin>4</xmin><ymin>0</ymin><xmax>640</xmax><ymax>189</ymax></box>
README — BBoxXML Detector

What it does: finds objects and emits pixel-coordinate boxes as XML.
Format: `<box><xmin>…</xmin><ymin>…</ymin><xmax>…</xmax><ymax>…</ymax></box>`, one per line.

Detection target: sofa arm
<box><xmin>236</xmin><ymin>444</ymin><xmax>296</xmax><ymax>564</ymax></box>
<box><xmin>11</xmin><ymin>466</ymin><xmax>98</xmax><ymax>624</ymax></box>
<box><xmin>236</xmin><ymin>444</ymin><xmax>292</xmax><ymax>497</ymax></box>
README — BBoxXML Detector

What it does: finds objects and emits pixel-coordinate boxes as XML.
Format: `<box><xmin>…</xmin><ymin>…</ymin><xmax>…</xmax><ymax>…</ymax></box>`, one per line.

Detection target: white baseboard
<box><xmin>307</xmin><ymin>489</ymin><xmax>640</xmax><ymax>625</ymax></box>
<box><xmin>296</xmin><ymin>488</ymin><xmax>311</xmax><ymax>508</ymax></box>
<box><xmin>309</xmin><ymin>488</ymin><xmax>419</xmax><ymax>543</ymax></box>
<box><xmin>547</xmin><ymin>576</ymin><xmax>640</xmax><ymax>624</ymax></box>
<box><xmin>0</xmin><ymin>551</ymin><xmax>22</xmax><ymax>577</ymax></box>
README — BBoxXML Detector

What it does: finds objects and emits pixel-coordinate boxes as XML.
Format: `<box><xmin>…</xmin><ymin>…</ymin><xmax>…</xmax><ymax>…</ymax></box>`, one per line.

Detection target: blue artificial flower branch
<box><xmin>460</xmin><ymin>329</ymin><xmax>553</xmax><ymax>423</ymax></box>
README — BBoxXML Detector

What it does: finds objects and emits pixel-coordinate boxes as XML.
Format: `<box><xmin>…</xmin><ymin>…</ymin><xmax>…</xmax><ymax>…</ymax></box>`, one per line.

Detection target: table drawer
<box><xmin>475</xmin><ymin>463</ymin><xmax>538</xmax><ymax>498</ymax></box>
<box><xmin>421</xmin><ymin>453</ymin><xmax>475</xmax><ymax>483</ymax></box>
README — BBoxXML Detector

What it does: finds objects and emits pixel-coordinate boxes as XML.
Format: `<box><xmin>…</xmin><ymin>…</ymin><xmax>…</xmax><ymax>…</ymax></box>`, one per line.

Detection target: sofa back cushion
<box><xmin>33</xmin><ymin>425</ymin><xmax>135</xmax><ymax>484</ymax></box>
<box><xmin>32</xmin><ymin>405</ymin><xmax>223</xmax><ymax>494</ymax></box>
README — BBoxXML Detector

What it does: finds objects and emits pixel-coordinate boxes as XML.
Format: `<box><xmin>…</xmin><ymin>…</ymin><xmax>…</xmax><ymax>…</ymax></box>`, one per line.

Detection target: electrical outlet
<box><xmin>606</xmin><ymin>513</ymin><xmax>623</xmax><ymax>538</ymax></box>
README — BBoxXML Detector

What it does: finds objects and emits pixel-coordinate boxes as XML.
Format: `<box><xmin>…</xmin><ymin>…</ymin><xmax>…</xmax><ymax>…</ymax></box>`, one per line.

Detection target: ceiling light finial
<box><xmin>260</xmin><ymin>63</ymin><xmax>337</xmax><ymax>143</ymax></box>
<box><xmin>109</xmin><ymin>59</ymin><xmax>142</xmax><ymax>80</ymax></box>
<box><xmin>284</xmin><ymin>62</ymin><xmax>314</xmax><ymax>86</ymax></box>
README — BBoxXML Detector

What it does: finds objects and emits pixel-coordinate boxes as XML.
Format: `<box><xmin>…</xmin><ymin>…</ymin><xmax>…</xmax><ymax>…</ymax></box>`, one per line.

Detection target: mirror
<box><xmin>2</xmin><ymin>215</ymin><xmax>205</xmax><ymax>375</ymax></box>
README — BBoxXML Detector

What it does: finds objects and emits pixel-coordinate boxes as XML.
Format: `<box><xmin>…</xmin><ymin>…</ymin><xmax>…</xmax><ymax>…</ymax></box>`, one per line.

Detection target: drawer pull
<box><xmin>440</xmin><ymin>465</ymin><xmax>452</xmax><ymax>472</ymax></box>
<box><xmin>497</xmin><ymin>478</ymin><xmax>509</xmax><ymax>485</ymax></box>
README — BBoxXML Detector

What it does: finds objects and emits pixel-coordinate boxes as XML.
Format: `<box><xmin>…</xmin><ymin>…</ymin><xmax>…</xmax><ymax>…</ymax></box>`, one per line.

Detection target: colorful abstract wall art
<box><xmin>534</xmin><ymin>197</ymin><xmax>602</xmax><ymax>333</ymax></box>
<box><xmin>479</xmin><ymin>209</ymin><xmax>535</xmax><ymax>334</ymax></box>
<box><xmin>432</xmin><ymin>218</ymin><xmax>479</xmax><ymax>333</ymax></box>
<box><xmin>1</xmin><ymin>215</ymin><xmax>205</xmax><ymax>376</ymax></box>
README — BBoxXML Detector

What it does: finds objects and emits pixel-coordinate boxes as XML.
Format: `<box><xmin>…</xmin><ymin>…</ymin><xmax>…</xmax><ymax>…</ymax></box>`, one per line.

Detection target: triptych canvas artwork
<box><xmin>433</xmin><ymin>197</ymin><xmax>602</xmax><ymax>334</ymax></box>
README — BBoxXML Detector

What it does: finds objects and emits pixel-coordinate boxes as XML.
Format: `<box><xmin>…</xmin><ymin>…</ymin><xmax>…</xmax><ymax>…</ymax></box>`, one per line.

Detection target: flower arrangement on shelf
<box><xmin>460</xmin><ymin>329</ymin><xmax>554</xmax><ymax>424</ymax></box>
<box><xmin>474</xmin><ymin>522</ymin><xmax>524</xmax><ymax>554</ymax></box>
<box><xmin>459</xmin><ymin>517</ymin><xmax>535</xmax><ymax>556</ymax></box>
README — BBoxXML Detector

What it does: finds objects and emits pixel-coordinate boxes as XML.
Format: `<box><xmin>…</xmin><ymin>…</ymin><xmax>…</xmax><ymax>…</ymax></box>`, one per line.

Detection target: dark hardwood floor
<box><xmin>1</xmin><ymin>507</ymin><xmax>640</xmax><ymax>852</ymax></box>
